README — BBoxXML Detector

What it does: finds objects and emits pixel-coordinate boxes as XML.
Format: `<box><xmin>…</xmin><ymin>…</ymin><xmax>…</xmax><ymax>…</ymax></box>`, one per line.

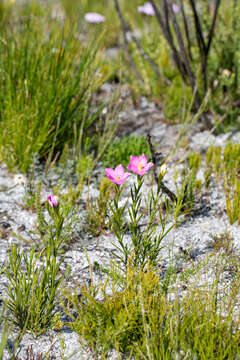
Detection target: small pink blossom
<box><xmin>172</xmin><ymin>4</ymin><xmax>180</xmax><ymax>13</ymax></box>
<box><xmin>47</xmin><ymin>195</ymin><xmax>59</xmax><ymax>208</ymax></box>
<box><xmin>106</xmin><ymin>165</ymin><xmax>131</xmax><ymax>185</ymax></box>
<box><xmin>84</xmin><ymin>12</ymin><xmax>105</xmax><ymax>24</ymax></box>
<box><xmin>138</xmin><ymin>2</ymin><xmax>155</xmax><ymax>16</ymax></box>
<box><xmin>127</xmin><ymin>155</ymin><xmax>153</xmax><ymax>176</ymax></box>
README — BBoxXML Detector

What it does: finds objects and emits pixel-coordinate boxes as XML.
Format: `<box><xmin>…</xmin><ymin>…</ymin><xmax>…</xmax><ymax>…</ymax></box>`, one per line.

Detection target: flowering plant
<box><xmin>84</xmin><ymin>12</ymin><xmax>105</xmax><ymax>24</ymax></box>
<box><xmin>137</xmin><ymin>2</ymin><xmax>155</xmax><ymax>16</ymax></box>
<box><xmin>47</xmin><ymin>195</ymin><xmax>59</xmax><ymax>208</ymax></box>
<box><xmin>127</xmin><ymin>154</ymin><xmax>153</xmax><ymax>176</ymax></box>
<box><xmin>106</xmin><ymin>155</ymin><xmax>171</xmax><ymax>269</ymax></box>
<box><xmin>106</xmin><ymin>164</ymin><xmax>131</xmax><ymax>185</ymax></box>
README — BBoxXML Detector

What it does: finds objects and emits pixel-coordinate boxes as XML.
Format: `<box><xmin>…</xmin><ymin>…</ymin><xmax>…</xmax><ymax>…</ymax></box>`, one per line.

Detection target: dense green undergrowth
<box><xmin>65</xmin><ymin>261</ymin><xmax>240</xmax><ymax>359</ymax></box>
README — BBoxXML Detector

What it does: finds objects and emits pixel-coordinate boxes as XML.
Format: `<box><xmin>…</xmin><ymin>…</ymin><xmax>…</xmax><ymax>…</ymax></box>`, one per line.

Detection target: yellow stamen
<box><xmin>116</xmin><ymin>175</ymin><xmax>120</xmax><ymax>181</ymax></box>
<box><xmin>138</xmin><ymin>163</ymin><xmax>143</xmax><ymax>170</ymax></box>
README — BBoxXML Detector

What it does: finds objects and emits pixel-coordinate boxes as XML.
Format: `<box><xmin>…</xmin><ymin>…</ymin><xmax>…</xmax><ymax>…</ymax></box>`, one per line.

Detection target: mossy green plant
<box><xmin>64</xmin><ymin>261</ymin><xmax>240</xmax><ymax>359</ymax></box>
<box><xmin>64</xmin><ymin>264</ymin><xmax>165</xmax><ymax>357</ymax></box>
<box><xmin>103</xmin><ymin>135</ymin><xmax>151</xmax><ymax>168</ymax></box>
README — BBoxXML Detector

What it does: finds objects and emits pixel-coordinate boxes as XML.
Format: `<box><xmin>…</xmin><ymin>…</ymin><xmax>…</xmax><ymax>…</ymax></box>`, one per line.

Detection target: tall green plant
<box><xmin>0</xmin><ymin>15</ymin><xmax>104</xmax><ymax>172</ymax></box>
<box><xmin>5</xmin><ymin>244</ymin><xmax>62</xmax><ymax>336</ymax></box>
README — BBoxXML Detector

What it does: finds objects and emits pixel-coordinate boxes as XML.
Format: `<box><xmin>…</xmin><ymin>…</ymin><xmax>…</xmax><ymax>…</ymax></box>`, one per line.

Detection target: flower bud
<box><xmin>160</xmin><ymin>163</ymin><xmax>167</xmax><ymax>176</ymax></box>
<box><xmin>47</xmin><ymin>195</ymin><xmax>59</xmax><ymax>208</ymax></box>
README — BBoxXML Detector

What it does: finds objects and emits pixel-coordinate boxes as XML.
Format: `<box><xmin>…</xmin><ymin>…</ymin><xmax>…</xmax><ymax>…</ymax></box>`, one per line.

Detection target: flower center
<box><xmin>116</xmin><ymin>175</ymin><xmax>120</xmax><ymax>181</ymax></box>
<box><xmin>138</xmin><ymin>163</ymin><xmax>143</xmax><ymax>170</ymax></box>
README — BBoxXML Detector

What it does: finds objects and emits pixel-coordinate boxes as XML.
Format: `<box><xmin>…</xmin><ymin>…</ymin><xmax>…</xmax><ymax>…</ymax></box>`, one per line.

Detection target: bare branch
<box><xmin>167</xmin><ymin>0</ymin><xmax>196</xmax><ymax>92</ymax></box>
<box><xmin>188</xmin><ymin>0</ymin><xmax>206</xmax><ymax>55</ymax></box>
<box><xmin>147</xmin><ymin>133</ymin><xmax>177</xmax><ymax>203</ymax></box>
<box><xmin>149</xmin><ymin>0</ymin><xmax>187</xmax><ymax>80</ymax></box>
<box><xmin>113</xmin><ymin>0</ymin><xmax>144</xmax><ymax>85</ymax></box>
<box><xmin>179</xmin><ymin>0</ymin><xmax>193</xmax><ymax>61</ymax></box>
<box><xmin>206</xmin><ymin>0</ymin><xmax>222</xmax><ymax>56</ymax></box>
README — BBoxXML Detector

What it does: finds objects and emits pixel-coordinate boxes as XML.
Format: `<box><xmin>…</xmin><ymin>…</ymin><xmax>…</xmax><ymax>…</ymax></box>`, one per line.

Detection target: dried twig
<box><xmin>149</xmin><ymin>0</ymin><xmax>202</xmax><ymax>110</ymax></box>
<box><xmin>147</xmin><ymin>133</ymin><xmax>177</xmax><ymax>203</ymax></box>
<box><xmin>113</xmin><ymin>0</ymin><xmax>144</xmax><ymax>85</ymax></box>
<box><xmin>167</xmin><ymin>0</ymin><xmax>196</xmax><ymax>92</ymax></box>
<box><xmin>206</xmin><ymin>0</ymin><xmax>221</xmax><ymax>56</ymax></box>
<box><xmin>149</xmin><ymin>0</ymin><xmax>187</xmax><ymax>80</ymax></box>
<box><xmin>179</xmin><ymin>0</ymin><xmax>193</xmax><ymax>61</ymax></box>
<box><xmin>188</xmin><ymin>0</ymin><xmax>222</xmax><ymax>90</ymax></box>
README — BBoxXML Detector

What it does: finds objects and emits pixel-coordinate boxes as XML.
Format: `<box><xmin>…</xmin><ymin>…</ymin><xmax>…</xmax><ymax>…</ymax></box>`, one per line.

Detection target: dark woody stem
<box><xmin>147</xmin><ymin>133</ymin><xmax>177</xmax><ymax>203</ymax></box>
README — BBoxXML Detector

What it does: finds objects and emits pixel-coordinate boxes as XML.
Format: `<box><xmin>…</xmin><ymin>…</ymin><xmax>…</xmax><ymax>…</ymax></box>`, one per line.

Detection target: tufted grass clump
<box><xmin>0</xmin><ymin>10</ymin><xmax>106</xmax><ymax>173</ymax></box>
<box><xmin>3</xmin><ymin>190</ymin><xmax>78</xmax><ymax>338</ymax></box>
<box><xmin>205</xmin><ymin>142</ymin><xmax>240</xmax><ymax>224</ymax></box>
<box><xmin>0</xmin><ymin>307</ymin><xmax>12</xmax><ymax>360</ymax></box>
<box><xmin>85</xmin><ymin>178</ymin><xmax>115</xmax><ymax>237</ymax></box>
<box><xmin>5</xmin><ymin>245</ymin><xmax>62</xmax><ymax>337</ymax></box>
<box><xmin>171</xmin><ymin>151</ymin><xmax>203</xmax><ymax>224</ymax></box>
<box><xmin>209</xmin><ymin>231</ymin><xmax>234</xmax><ymax>255</ymax></box>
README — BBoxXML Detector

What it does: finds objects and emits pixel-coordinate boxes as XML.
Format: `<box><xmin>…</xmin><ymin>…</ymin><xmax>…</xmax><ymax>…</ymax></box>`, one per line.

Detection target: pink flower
<box><xmin>106</xmin><ymin>165</ymin><xmax>131</xmax><ymax>185</ymax></box>
<box><xmin>127</xmin><ymin>155</ymin><xmax>153</xmax><ymax>176</ymax></box>
<box><xmin>172</xmin><ymin>4</ymin><xmax>180</xmax><ymax>13</ymax></box>
<box><xmin>47</xmin><ymin>195</ymin><xmax>59</xmax><ymax>208</ymax></box>
<box><xmin>138</xmin><ymin>2</ymin><xmax>155</xmax><ymax>16</ymax></box>
<box><xmin>84</xmin><ymin>12</ymin><xmax>105</xmax><ymax>24</ymax></box>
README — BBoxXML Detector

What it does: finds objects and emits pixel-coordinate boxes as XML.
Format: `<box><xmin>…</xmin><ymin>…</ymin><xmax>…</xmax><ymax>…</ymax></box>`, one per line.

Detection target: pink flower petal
<box><xmin>138</xmin><ymin>2</ymin><xmax>155</xmax><ymax>16</ymax></box>
<box><xmin>139</xmin><ymin>154</ymin><xmax>148</xmax><ymax>166</ymax></box>
<box><xmin>122</xmin><ymin>172</ymin><xmax>132</xmax><ymax>180</ymax></box>
<box><xmin>106</xmin><ymin>168</ymin><xmax>115</xmax><ymax>179</ymax></box>
<box><xmin>172</xmin><ymin>4</ymin><xmax>180</xmax><ymax>13</ymax></box>
<box><xmin>84</xmin><ymin>12</ymin><xmax>105</xmax><ymax>24</ymax></box>
<box><xmin>106</xmin><ymin>166</ymin><xmax>131</xmax><ymax>185</ymax></box>
<box><xmin>144</xmin><ymin>162</ymin><xmax>154</xmax><ymax>171</ymax></box>
<box><xmin>47</xmin><ymin>195</ymin><xmax>59</xmax><ymax>208</ymax></box>
<box><xmin>127</xmin><ymin>156</ymin><xmax>140</xmax><ymax>171</ymax></box>
<box><xmin>115</xmin><ymin>164</ymin><xmax>125</xmax><ymax>177</ymax></box>
<box><xmin>118</xmin><ymin>172</ymin><xmax>131</xmax><ymax>185</ymax></box>
<box><xmin>127</xmin><ymin>155</ymin><xmax>153</xmax><ymax>175</ymax></box>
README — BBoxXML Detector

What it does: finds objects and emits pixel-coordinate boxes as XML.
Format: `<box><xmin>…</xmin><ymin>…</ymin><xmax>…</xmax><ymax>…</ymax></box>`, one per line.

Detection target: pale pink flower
<box><xmin>138</xmin><ymin>2</ymin><xmax>155</xmax><ymax>16</ymax></box>
<box><xmin>127</xmin><ymin>155</ymin><xmax>153</xmax><ymax>176</ymax></box>
<box><xmin>84</xmin><ymin>12</ymin><xmax>105</xmax><ymax>24</ymax></box>
<box><xmin>106</xmin><ymin>165</ymin><xmax>131</xmax><ymax>185</ymax></box>
<box><xmin>172</xmin><ymin>4</ymin><xmax>180</xmax><ymax>13</ymax></box>
<box><xmin>47</xmin><ymin>195</ymin><xmax>59</xmax><ymax>208</ymax></box>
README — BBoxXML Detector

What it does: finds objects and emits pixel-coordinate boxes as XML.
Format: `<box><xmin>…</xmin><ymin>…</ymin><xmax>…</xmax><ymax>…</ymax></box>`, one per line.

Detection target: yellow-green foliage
<box><xmin>172</xmin><ymin>152</ymin><xmax>202</xmax><ymax>224</ymax></box>
<box><xmin>103</xmin><ymin>135</ymin><xmax>151</xmax><ymax>168</ymax></box>
<box><xmin>188</xmin><ymin>151</ymin><xmax>202</xmax><ymax>173</ymax></box>
<box><xmin>76</xmin><ymin>154</ymin><xmax>94</xmax><ymax>183</ymax></box>
<box><xmin>65</xmin><ymin>265</ymin><xmax>166</xmax><ymax>356</ymax></box>
<box><xmin>205</xmin><ymin>145</ymin><xmax>222</xmax><ymax>182</ymax></box>
<box><xmin>126</xmin><ymin>30</ymin><xmax>192</xmax><ymax>120</ymax></box>
<box><xmin>64</xmin><ymin>263</ymin><xmax>240</xmax><ymax>359</ymax></box>
<box><xmin>85</xmin><ymin>177</ymin><xmax>115</xmax><ymax>236</ymax></box>
<box><xmin>205</xmin><ymin>142</ymin><xmax>240</xmax><ymax>224</ymax></box>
